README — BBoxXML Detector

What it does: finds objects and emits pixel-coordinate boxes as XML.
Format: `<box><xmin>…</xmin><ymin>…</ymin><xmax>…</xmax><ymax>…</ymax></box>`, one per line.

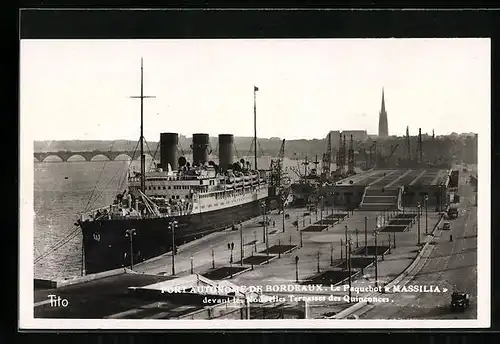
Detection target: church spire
<box><xmin>381</xmin><ymin>87</ymin><xmax>385</xmax><ymax>113</ymax></box>
<box><xmin>378</xmin><ymin>87</ymin><xmax>388</xmax><ymax>137</ymax></box>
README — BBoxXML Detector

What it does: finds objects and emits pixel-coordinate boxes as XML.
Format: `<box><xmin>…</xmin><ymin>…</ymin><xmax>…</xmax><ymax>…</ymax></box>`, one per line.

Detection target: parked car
<box><xmin>443</xmin><ymin>222</ymin><xmax>451</xmax><ymax>230</ymax></box>
<box><xmin>450</xmin><ymin>292</ymin><xmax>470</xmax><ymax>311</ymax></box>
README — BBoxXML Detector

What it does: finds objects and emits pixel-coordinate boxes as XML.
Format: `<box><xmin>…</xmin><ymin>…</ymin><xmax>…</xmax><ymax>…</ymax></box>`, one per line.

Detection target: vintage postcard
<box><xmin>20</xmin><ymin>38</ymin><xmax>490</xmax><ymax>329</ymax></box>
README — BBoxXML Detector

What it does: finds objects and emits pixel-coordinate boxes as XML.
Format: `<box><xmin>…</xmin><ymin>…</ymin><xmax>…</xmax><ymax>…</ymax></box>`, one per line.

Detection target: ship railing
<box><xmin>83</xmin><ymin>203</ymin><xmax>139</xmax><ymax>221</ymax></box>
<box><xmin>171</xmin><ymin>176</ymin><xmax>201</xmax><ymax>181</ymax></box>
<box><xmin>80</xmin><ymin>205</ymin><xmax>114</xmax><ymax>221</ymax></box>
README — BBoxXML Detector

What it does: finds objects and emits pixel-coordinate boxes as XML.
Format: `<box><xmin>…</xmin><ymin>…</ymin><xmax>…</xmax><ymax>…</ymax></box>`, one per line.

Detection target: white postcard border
<box><xmin>19</xmin><ymin>38</ymin><xmax>491</xmax><ymax>330</ymax></box>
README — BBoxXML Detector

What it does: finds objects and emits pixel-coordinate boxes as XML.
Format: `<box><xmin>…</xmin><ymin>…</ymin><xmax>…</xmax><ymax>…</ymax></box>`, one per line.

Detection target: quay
<box><xmin>35</xmin><ymin>167</ymin><xmax>455</xmax><ymax>320</ymax></box>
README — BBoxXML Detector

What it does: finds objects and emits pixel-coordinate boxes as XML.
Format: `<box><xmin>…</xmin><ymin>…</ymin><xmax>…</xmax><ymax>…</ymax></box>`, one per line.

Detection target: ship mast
<box><xmin>254</xmin><ymin>86</ymin><xmax>259</xmax><ymax>171</ymax></box>
<box><xmin>130</xmin><ymin>58</ymin><xmax>155</xmax><ymax>193</ymax></box>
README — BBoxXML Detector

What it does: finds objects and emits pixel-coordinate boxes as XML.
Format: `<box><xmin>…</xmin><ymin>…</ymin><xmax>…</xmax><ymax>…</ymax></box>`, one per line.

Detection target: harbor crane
<box><xmin>270</xmin><ymin>139</ymin><xmax>286</xmax><ymax>188</ymax></box>
<box><xmin>321</xmin><ymin>133</ymin><xmax>332</xmax><ymax>181</ymax></box>
<box><xmin>270</xmin><ymin>139</ymin><xmax>290</xmax><ymax>209</ymax></box>
<box><xmin>271</xmin><ymin>139</ymin><xmax>285</xmax><ymax>186</ymax></box>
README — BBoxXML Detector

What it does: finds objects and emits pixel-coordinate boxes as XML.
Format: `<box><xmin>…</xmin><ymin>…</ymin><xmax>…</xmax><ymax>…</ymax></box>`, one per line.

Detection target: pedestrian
<box><xmin>273</xmin><ymin>220</ymin><xmax>275</xmax><ymax>228</ymax></box>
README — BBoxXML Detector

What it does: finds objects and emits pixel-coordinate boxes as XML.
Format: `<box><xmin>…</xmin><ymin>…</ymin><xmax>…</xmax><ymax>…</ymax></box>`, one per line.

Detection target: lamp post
<box><xmin>253</xmin><ymin>231</ymin><xmax>257</xmax><ymax>252</ymax></box>
<box><xmin>265</xmin><ymin>224</ymin><xmax>269</xmax><ymax>257</ymax></box>
<box><xmin>387</xmin><ymin>233</ymin><xmax>391</xmax><ymax>254</ymax></box>
<box><xmin>240</xmin><ymin>223</ymin><xmax>244</xmax><ymax>266</ymax></box>
<box><xmin>417</xmin><ymin>203</ymin><xmax>421</xmax><ymax>246</ymax></box>
<box><xmin>211</xmin><ymin>246</ymin><xmax>215</xmax><ymax>269</ymax></box>
<box><xmin>281</xmin><ymin>195</ymin><xmax>286</xmax><ymax>233</ymax></box>
<box><xmin>295</xmin><ymin>256</ymin><xmax>299</xmax><ymax>283</ymax></box>
<box><xmin>320</xmin><ymin>196</ymin><xmax>324</xmax><ymax>226</ymax></box>
<box><xmin>316</xmin><ymin>250</ymin><xmax>321</xmax><ymax>273</ymax></box>
<box><xmin>168</xmin><ymin>220</ymin><xmax>178</xmax><ymax>276</ymax></box>
<box><xmin>340</xmin><ymin>238</ymin><xmax>343</xmax><ymax>260</ymax></box>
<box><xmin>344</xmin><ymin>225</ymin><xmax>348</xmax><ymax>257</ymax></box>
<box><xmin>330</xmin><ymin>243</ymin><xmax>334</xmax><ymax>265</ymax></box>
<box><xmin>228</xmin><ymin>242</ymin><xmax>234</xmax><ymax>265</ymax></box>
<box><xmin>364</xmin><ymin>216</ymin><xmax>368</xmax><ymax>255</ymax></box>
<box><xmin>373</xmin><ymin>226</ymin><xmax>380</xmax><ymax>287</ymax></box>
<box><xmin>125</xmin><ymin>228</ymin><xmax>136</xmax><ymax>269</ymax></box>
<box><xmin>260</xmin><ymin>201</ymin><xmax>267</xmax><ymax>243</ymax></box>
<box><xmin>424</xmin><ymin>195</ymin><xmax>428</xmax><ymax>234</ymax></box>
<box><xmin>347</xmin><ymin>237</ymin><xmax>353</xmax><ymax>302</ymax></box>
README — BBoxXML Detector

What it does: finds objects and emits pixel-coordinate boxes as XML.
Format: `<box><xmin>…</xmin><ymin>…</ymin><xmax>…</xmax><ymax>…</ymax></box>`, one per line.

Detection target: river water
<box><xmin>34</xmin><ymin>159</ymin><xmax>132</xmax><ymax>280</ymax></box>
<box><xmin>33</xmin><ymin>156</ymin><xmax>305</xmax><ymax>280</ymax></box>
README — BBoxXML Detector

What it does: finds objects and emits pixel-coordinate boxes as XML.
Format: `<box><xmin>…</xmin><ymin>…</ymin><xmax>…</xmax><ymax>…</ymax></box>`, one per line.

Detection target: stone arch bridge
<box><xmin>33</xmin><ymin>150</ymin><xmax>155</xmax><ymax>163</ymax></box>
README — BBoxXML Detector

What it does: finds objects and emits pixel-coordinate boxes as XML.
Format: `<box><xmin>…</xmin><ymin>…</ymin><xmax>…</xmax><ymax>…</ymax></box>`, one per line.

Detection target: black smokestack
<box><xmin>192</xmin><ymin>133</ymin><xmax>210</xmax><ymax>166</ymax></box>
<box><xmin>160</xmin><ymin>133</ymin><xmax>178</xmax><ymax>170</ymax></box>
<box><xmin>218</xmin><ymin>134</ymin><xmax>234</xmax><ymax>170</ymax></box>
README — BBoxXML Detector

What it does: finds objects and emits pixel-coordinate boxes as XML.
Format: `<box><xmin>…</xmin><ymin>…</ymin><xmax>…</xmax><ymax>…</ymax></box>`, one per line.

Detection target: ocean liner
<box><xmin>77</xmin><ymin>60</ymin><xmax>270</xmax><ymax>275</ymax></box>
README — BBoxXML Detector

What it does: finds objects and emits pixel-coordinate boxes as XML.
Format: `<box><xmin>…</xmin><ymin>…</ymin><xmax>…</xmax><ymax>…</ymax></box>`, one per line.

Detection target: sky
<box><xmin>20</xmin><ymin>38</ymin><xmax>490</xmax><ymax>141</ymax></box>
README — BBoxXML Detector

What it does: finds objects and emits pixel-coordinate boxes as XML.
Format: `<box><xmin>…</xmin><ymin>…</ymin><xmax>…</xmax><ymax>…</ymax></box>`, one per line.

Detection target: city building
<box><xmin>340</xmin><ymin>130</ymin><xmax>368</xmax><ymax>142</ymax></box>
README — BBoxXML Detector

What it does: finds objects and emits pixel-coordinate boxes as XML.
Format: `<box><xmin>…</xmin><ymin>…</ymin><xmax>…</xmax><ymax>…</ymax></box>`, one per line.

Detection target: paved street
<box><xmin>358</xmin><ymin>170</ymin><xmax>477</xmax><ymax>319</ymax></box>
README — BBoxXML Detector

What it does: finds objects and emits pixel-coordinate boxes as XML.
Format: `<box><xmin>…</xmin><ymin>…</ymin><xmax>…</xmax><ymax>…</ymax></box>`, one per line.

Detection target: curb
<box><xmin>55</xmin><ymin>267</ymin><xmax>134</xmax><ymax>288</ymax></box>
<box><xmin>221</xmin><ymin>266</ymin><xmax>253</xmax><ymax>280</ymax></box>
<box><xmin>333</xmin><ymin>301</ymin><xmax>368</xmax><ymax>319</ymax></box>
<box><xmin>332</xmin><ymin>213</ymin><xmax>445</xmax><ymax>319</ymax></box>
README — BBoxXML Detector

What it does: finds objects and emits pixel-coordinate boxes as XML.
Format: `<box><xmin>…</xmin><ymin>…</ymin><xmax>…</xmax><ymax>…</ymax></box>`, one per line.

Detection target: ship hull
<box><xmin>80</xmin><ymin>199</ymin><xmax>265</xmax><ymax>274</ymax></box>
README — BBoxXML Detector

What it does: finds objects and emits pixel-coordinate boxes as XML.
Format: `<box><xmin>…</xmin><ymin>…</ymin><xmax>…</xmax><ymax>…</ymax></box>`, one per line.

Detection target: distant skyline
<box><xmin>21</xmin><ymin>39</ymin><xmax>490</xmax><ymax>141</ymax></box>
